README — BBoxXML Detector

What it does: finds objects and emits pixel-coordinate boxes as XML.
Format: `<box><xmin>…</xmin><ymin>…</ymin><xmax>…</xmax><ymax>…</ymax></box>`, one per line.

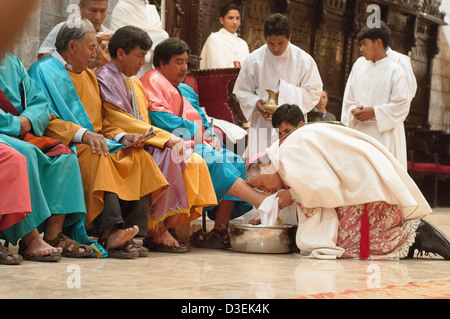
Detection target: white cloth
<box><xmin>341</xmin><ymin>55</ymin><xmax>411</xmax><ymax>169</ymax></box>
<box><xmin>257</xmin><ymin>193</ymin><xmax>280</xmax><ymax>227</ymax></box>
<box><xmin>296</xmin><ymin>207</ymin><xmax>345</xmax><ymax>259</ymax></box>
<box><xmin>200</xmin><ymin>28</ymin><xmax>250</xmax><ymax>69</ymax></box>
<box><xmin>267</xmin><ymin>123</ymin><xmax>431</xmax><ymax>220</ymax></box>
<box><xmin>110</xmin><ymin>0</ymin><xmax>169</xmax><ymax>77</ymax></box>
<box><xmin>265</xmin><ymin>123</ymin><xmax>432</xmax><ymax>259</ymax></box>
<box><xmin>233</xmin><ymin>43</ymin><xmax>323</xmax><ymax>159</ymax></box>
<box><xmin>38</xmin><ymin>21</ymin><xmax>110</xmax><ymax>56</ymax></box>
<box><xmin>350</xmin><ymin>48</ymin><xmax>417</xmax><ymax>103</ymax></box>
<box><xmin>201</xmin><ymin>108</ymin><xmax>247</xmax><ymax>143</ymax></box>
<box><xmin>258</xmin><ymin>192</ymin><xmax>298</xmax><ymax>227</ymax></box>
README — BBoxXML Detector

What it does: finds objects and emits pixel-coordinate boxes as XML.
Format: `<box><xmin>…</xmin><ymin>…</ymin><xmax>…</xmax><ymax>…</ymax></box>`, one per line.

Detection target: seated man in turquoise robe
<box><xmin>141</xmin><ymin>38</ymin><xmax>267</xmax><ymax>249</ymax></box>
<box><xmin>0</xmin><ymin>52</ymin><xmax>95</xmax><ymax>261</ymax></box>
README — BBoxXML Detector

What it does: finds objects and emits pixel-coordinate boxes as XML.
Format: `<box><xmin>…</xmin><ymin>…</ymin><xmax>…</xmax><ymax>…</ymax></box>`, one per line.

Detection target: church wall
<box><xmin>429</xmin><ymin>4</ymin><xmax>450</xmax><ymax>133</ymax></box>
<box><xmin>11</xmin><ymin>0</ymin><xmax>119</xmax><ymax>69</ymax></box>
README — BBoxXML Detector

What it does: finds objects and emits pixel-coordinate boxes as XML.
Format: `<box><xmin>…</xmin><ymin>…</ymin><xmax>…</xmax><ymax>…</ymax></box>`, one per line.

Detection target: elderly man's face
<box><xmin>70</xmin><ymin>31</ymin><xmax>97</xmax><ymax>72</ymax></box>
<box><xmin>248</xmin><ymin>169</ymin><xmax>285</xmax><ymax>194</ymax></box>
<box><xmin>159</xmin><ymin>51</ymin><xmax>189</xmax><ymax>86</ymax></box>
<box><xmin>79</xmin><ymin>0</ymin><xmax>108</xmax><ymax>32</ymax></box>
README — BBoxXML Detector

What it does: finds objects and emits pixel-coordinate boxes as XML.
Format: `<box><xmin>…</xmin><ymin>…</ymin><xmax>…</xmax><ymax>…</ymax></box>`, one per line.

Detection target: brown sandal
<box><xmin>0</xmin><ymin>242</ymin><xmax>23</xmax><ymax>265</ymax></box>
<box><xmin>44</xmin><ymin>233</ymin><xmax>93</xmax><ymax>258</ymax></box>
<box><xmin>18</xmin><ymin>240</ymin><xmax>61</xmax><ymax>262</ymax></box>
<box><xmin>127</xmin><ymin>239</ymin><xmax>149</xmax><ymax>257</ymax></box>
<box><xmin>98</xmin><ymin>238</ymin><xmax>139</xmax><ymax>259</ymax></box>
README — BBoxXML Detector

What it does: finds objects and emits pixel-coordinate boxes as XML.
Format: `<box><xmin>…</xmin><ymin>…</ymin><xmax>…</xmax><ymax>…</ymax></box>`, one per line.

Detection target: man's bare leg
<box><xmin>213</xmin><ymin>200</ymin><xmax>235</xmax><ymax>231</ymax></box>
<box><xmin>147</xmin><ymin>216</ymin><xmax>180</xmax><ymax>248</ymax></box>
<box><xmin>44</xmin><ymin>214</ymin><xmax>88</xmax><ymax>254</ymax></box>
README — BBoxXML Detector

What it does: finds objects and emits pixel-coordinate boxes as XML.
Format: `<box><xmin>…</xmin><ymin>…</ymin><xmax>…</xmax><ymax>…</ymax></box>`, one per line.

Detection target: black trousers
<box><xmin>94</xmin><ymin>192</ymin><xmax>149</xmax><ymax>238</ymax></box>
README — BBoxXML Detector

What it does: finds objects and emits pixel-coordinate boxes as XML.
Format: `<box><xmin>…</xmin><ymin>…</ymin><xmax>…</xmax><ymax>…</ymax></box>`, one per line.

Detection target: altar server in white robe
<box><xmin>110</xmin><ymin>0</ymin><xmax>169</xmax><ymax>77</ymax></box>
<box><xmin>346</xmin><ymin>22</ymin><xmax>417</xmax><ymax>104</ymax></box>
<box><xmin>341</xmin><ymin>25</ymin><xmax>411</xmax><ymax>169</ymax></box>
<box><xmin>233</xmin><ymin>13</ymin><xmax>323</xmax><ymax>160</ymax></box>
<box><xmin>200</xmin><ymin>4</ymin><xmax>250</xmax><ymax>69</ymax></box>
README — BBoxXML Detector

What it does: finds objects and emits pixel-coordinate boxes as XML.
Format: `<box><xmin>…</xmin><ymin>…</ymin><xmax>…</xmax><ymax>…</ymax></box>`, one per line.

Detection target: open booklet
<box><xmin>121</xmin><ymin>127</ymin><xmax>156</xmax><ymax>150</ymax></box>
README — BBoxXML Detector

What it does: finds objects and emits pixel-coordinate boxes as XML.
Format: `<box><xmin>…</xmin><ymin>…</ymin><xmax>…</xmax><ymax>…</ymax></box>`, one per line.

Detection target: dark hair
<box><xmin>153</xmin><ymin>38</ymin><xmax>190</xmax><ymax>68</ymax></box>
<box><xmin>220</xmin><ymin>3</ymin><xmax>240</xmax><ymax>17</ymax></box>
<box><xmin>357</xmin><ymin>21</ymin><xmax>391</xmax><ymax>49</ymax></box>
<box><xmin>264</xmin><ymin>13</ymin><xmax>290</xmax><ymax>39</ymax></box>
<box><xmin>108</xmin><ymin>26</ymin><xmax>153</xmax><ymax>58</ymax></box>
<box><xmin>272</xmin><ymin>104</ymin><xmax>305</xmax><ymax>128</ymax></box>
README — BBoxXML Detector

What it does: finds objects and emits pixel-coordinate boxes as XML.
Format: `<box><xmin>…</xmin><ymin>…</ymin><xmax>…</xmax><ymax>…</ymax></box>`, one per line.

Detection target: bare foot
<box><xmin>151</xmin><ymin>230</ymin><xmax>180</xmax><ymax>248</ymax></box>
<box><xmin>105</xmin><ymin>226</ymin><xmax>139</xmax><ymax>250</ymax></box>
<box><xmin>249</xmin><ymin>215</ymin><xmax>262</xmax><ymax>225</ymax></box>
<box><xmin>21</xmin><ymin>230</ymin><xmax>62</xmax><ymax>257</ymax></box>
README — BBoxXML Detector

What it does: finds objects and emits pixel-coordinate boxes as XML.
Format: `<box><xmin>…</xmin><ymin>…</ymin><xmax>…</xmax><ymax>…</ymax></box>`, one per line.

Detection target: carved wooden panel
<box><xmin>176</xmin><ymin>0</ymin><xmax>445</xmax><ymax>129</ymax></box>
<box><xmin>312</xmin><ymin>0</ymin><xmax>349</xmax><ymax>119</ymax></box>
<box><xmin>241</xmin><ymin>0</ymin><xmax>272</xmax><ymax>52</ymax></box>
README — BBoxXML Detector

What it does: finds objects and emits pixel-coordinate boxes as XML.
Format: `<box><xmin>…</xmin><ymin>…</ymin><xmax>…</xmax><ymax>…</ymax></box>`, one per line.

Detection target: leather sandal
<box><xmin>98</xmin><ymin>238</ymin><xmax>139</xmax><ymax>259</ymax></box>
<box><xmin>190</xmin><ymin>228</ymin><xmax>231</xmax><ymax>249</ymax></box>
<box><xmin>127</xmin><ymin>239</ymin><xmax>149</xmax><ymax>257</ymax></box>
<box><xmin>18</xmin><ymin>240</ymin><xmax>61</xmax><ymax>262</ymax></box>
<box><xmin>44</xmin><ymin>232</ymin><xmax>93</xmax><ymax>258</ymax></box>
<box><xmin>0</xmin><ymin>242</ymin><xmax>23</xmax><ymax>265</ymax></box>
<box><xmin>143</xmin><ymin>237</ymin><xmax>189</xmax><ymax>253</ymax></box>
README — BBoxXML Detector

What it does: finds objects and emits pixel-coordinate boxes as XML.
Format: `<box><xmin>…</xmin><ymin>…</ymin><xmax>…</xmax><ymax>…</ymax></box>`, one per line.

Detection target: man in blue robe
<box><xmin>0</xmin><ymin>52</ymin><xmax>94</xmax><ymax>261</ymax></box>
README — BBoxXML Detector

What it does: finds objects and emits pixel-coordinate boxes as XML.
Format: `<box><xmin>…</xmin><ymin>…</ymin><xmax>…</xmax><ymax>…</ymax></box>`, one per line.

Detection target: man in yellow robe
<box><xmin>29</xmin><ymin>20</ymin><xmax>168</xmax><ymax>258</ymax></box>
<box><xmin>95</xmin><ymin>26</ymin><xmax>217</xmax><ymax>252</ymax></box>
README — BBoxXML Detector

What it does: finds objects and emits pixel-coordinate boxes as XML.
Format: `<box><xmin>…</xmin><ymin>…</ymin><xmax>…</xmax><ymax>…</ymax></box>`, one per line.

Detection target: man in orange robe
<box><xmin>29</xmin><ymin>20</ymin><xmax>168</xmax><ymax>258</ymax></box>
<box><xmin>96</xmin><ymin>26</ymin><xmax>217</xmax><ymax>252</ymax></box>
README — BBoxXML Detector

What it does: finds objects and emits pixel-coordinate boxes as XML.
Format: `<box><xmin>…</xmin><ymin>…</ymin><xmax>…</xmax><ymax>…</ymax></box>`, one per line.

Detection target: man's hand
<box><xmin>352</xmin><ymin>106</ymin><xmax>375</xmax><ymax>122</ymax></box>
<box><xmin>165</xmin><ymin>136</ymin><xmax>186</xmax><ymax>159</ymax></box>
<box><xmin>119</xmin><ymin>133</ymin><xmax>146</xmax><ymax>148</ymax></box>
<box><xmin>82</xmin><ymin>130</ymin><xmax>109</xmax><ymax>155</ymax></box>
<box><xmin>255</xmin><ymin>99</ymin><xmax>269</xmax><ymax>118</ymax></box>
<box><xmin>19</xmin><ymin>116</ymin><xmax>32</xmax><ymax>136</ymax></box>
<box><xmin>277</xmin><ymin>189</ymin><xmax>294</xmax><ymax>209</ymax></box>
<box><xmin>164</xmin><ymin>136</ymin><xmax>183</xmax><ymax>149</ymax></box>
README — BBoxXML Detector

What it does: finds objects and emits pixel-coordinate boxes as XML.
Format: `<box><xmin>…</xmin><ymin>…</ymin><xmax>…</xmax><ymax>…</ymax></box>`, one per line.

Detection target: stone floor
<box><xmin>1</xmin><ymin>208</ymin><xmax>449</xmax><ymax>302</ymax></box>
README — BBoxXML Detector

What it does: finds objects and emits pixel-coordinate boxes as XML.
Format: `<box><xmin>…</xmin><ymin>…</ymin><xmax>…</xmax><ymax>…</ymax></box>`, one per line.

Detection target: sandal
<box><xmin>44</xmin><ymin>232</ymin><xmax>93</xmax><ymax>258</ymax></box>
<box><xmin>98</xmin><ymin>238</ymin><xmax>139</xmax><ymax>259</ymax></box>
<box><xmin>0</xmin><ymin>242</ymin><xmax>23</xmax><ymax>265</ymax></box>
<box><xmin>18</xmin><ymin>240</ymin><xmax>61</xmax><ymax>262</ymax></box>
<box><xmin>127</xmin><ymin>239</ymin><xmax>149</xmax><ymax>257</ymax></box>
<box><xmin>190</xmin><ymin>228</ymin><xmax>231</xmax><ymax>249</ymax></box>
<box><xmin>143</xmin><ymin>237</ymin><xmax>189</xmax><ymax>253</ymax></box>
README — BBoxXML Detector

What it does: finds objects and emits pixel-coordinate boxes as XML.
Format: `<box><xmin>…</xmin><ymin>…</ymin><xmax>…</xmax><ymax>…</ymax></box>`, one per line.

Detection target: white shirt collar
<box><xmin>218</xmin><ymin>28</ymin><xmax>238</xmax><ymax>37</ymax></box>
<box><xmin>131</xmin><ymin>0</ymin><xmax>147</xmax><ymax>7</ymax></box>
<box><xmin>52</xmin><ymin>50</ymin><xmax>73</xmax><ymax>71</ymax></box>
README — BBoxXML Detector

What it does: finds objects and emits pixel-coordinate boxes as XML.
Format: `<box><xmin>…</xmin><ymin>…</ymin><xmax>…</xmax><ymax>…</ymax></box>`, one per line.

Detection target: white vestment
<box><xmin>350</xmin><ymin>48</ymin><xmax>417</xmax><ymax>102</ymax></box>
<box><xmin>233</xmin><ymin>43</ymin><xmax>323</xmax><ymax>160</ymax></box>
<box><xmin>266</xmin><ymin>123</ymin><xmax>431</xmax><ymax>259</ymax></box>
<box><xmin>110</xmin><ymin>0</ymin><xmax>169</xmax><ymax>78</ymax></box>
<box><xmin>200</xmin><ymin>28</ymin><xmax>250</xmax><ymax>69</ymax></box>
<box><xmin>341</xmin><ymin>56</ymin><xmax>410</xmax><ymax>169</ymax></box>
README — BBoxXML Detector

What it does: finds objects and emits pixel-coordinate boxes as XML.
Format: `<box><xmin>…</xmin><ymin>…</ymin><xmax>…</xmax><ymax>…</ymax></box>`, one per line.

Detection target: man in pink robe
<box><xmin>0</xmin><ymin>142</ymin><xmax>31</xmax><ymax>264</ymax></box>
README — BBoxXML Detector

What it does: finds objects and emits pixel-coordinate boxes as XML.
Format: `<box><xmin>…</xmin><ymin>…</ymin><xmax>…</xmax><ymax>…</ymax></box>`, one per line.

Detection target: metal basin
<box><xmin>228</xmin><ymin>223</ymin><xmax>296</xmax><ymax>254</ymax></box>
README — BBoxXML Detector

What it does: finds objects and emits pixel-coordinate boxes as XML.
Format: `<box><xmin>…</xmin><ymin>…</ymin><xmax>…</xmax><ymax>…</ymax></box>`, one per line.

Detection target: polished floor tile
<box><xmin>1</xmin><ymin>209</ymin><xmax>449</xmax><ymax>300</ymax></box>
